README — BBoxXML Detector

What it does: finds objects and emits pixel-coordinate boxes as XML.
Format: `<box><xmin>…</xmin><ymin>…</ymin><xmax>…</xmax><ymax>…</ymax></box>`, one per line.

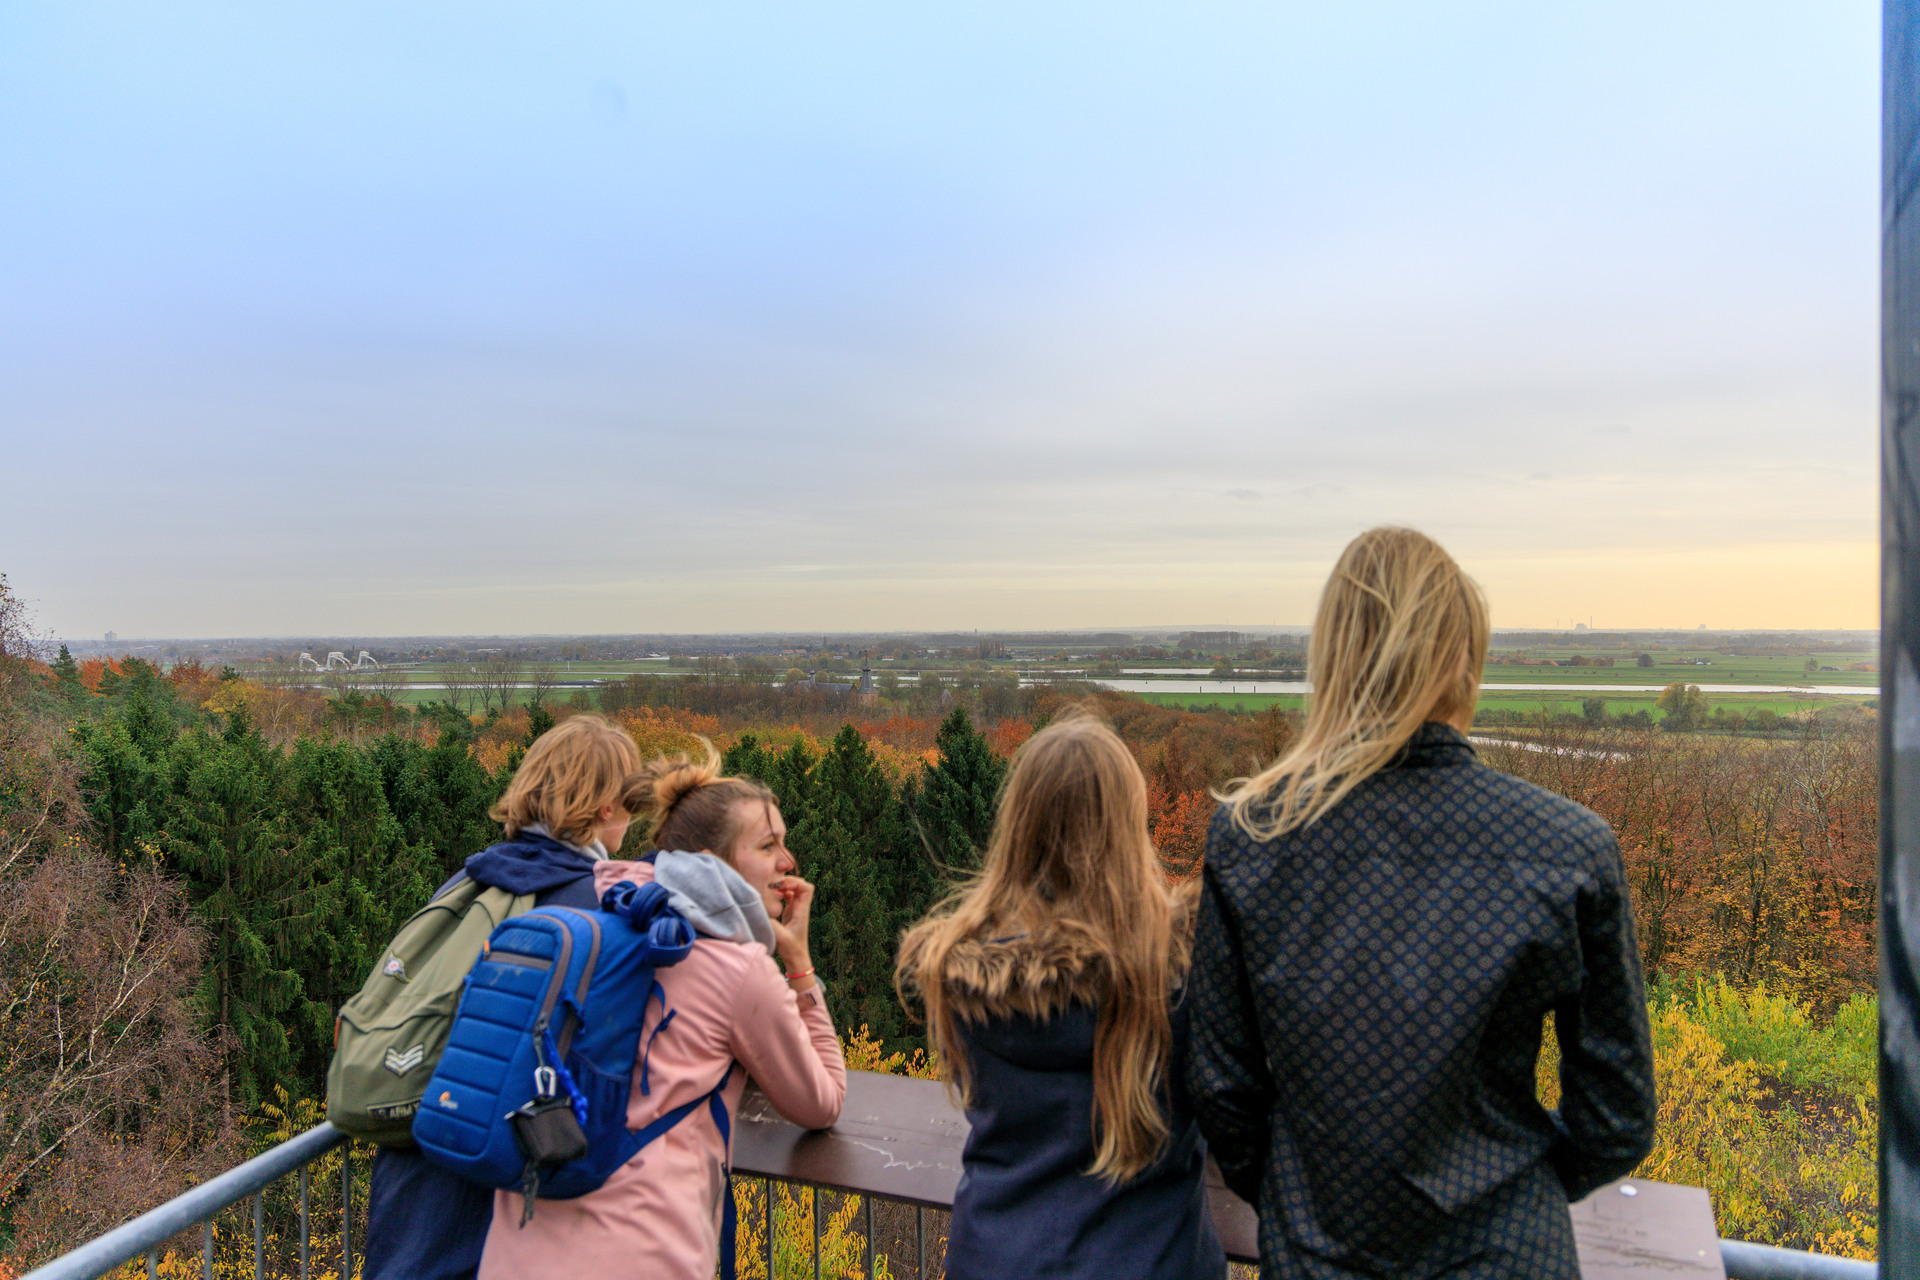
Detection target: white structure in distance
<box><xmin>297</xmin><ymin>651</ymin><xmax>381</xmax><ymax>671</ymax></box>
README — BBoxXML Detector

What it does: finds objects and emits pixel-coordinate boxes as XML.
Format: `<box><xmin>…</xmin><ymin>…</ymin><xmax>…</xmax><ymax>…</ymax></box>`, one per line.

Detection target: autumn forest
<box><xmin>0</xmin><ymin>579</ymin><xmax>1886</xmax><ymax>1268</ymax></box>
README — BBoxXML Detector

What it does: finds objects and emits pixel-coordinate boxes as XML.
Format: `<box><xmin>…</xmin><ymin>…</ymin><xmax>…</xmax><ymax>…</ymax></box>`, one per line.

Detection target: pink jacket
<box><xmin>478</xmin><ymin>860</ymin><xmax>846</xmax><ymax>1280</ymax></box>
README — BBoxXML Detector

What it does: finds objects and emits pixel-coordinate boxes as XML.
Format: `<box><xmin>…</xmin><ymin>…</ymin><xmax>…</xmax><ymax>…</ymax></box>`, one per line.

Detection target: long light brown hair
<box><xmin>1225</xmin><ymin>526</ymin><xmax>1489</xmax><ymax>839</ymax></box>
<box><xmin>490</xmin><ymin>714</ymin><xmax>642</xmax><ymax>845</ymax></box>
<box><xmin>895</xmin><ymin>711</ymin><xmax>1180</xmax><ymax>1184</ymax></box>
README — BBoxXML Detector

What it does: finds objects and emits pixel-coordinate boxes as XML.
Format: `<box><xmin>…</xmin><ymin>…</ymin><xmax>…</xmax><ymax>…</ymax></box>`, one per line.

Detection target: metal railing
<box><xmin>19</xmin><ymin>1070</ymin><xmax>1880</xmax><ymax>1280</ymax></box>
<box><xmin>22</xmin><ymin>1122</ymin><xmax>354</xmax><ymax>1280</ymax></box>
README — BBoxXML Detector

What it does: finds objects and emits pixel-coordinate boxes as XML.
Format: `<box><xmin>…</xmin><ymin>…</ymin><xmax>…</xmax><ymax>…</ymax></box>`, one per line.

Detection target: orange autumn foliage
<box><xmin>858</xmin><ymin>714</ymin><xmax>941</xmax><ymax>754</ymax></box>
<box><xmin>76</xmin><ymin>656</ymin><xmax>121</xmax><ymax>692</ymax></box>
<box><xmin>987</xmin><ymin>717</ymin><xmax>1034</xmax><ymax>759</ymax></box>
<box><xmin>1147</xmin><ymin>781</ymin><xmax>1214</xmax><ymax>884</ymax></box>
<box><xmin>1481</xmin><ymin>721</ymin><xmax>1879</xmax><ymax>1007</ymax></box>
<box><xmin>164</xmin><ymin>660</ymin><xmax>222</xmax><ymax>706</ymax></box>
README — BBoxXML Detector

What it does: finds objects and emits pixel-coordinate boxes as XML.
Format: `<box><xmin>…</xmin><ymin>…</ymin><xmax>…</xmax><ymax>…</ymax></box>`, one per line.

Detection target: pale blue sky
<box><xmin>1</xmin><ymin>2</ymin><xmax>1880</xmax><ymax>637</ymax></box>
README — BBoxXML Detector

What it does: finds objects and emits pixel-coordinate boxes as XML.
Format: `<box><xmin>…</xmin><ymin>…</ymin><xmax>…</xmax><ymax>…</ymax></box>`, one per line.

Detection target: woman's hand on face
<box><xmin>768</xmin><ymin>874</ymin><xmax>815</xmax><ymax>974</ymax></box>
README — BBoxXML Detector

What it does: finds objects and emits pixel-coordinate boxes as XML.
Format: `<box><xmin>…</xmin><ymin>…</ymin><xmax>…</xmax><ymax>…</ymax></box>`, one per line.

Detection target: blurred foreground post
<box><xmin>1884</xmin><ymin>0</ymin><xmax>1920</xmax><ymax>1271</ymax></box>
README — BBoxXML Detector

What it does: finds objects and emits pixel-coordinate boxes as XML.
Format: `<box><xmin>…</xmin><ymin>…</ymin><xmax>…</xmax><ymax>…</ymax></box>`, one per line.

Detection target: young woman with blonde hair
<box><xmin>1184</xmin><ymin>528</ymin><xmax>1657</xmax><ymax>1279</ymax></box>
<box><xmin>366</xmin><ymin>714</ymin><xmax>646</xmax><ymax>1280</ymax></box>
<box><xmin>896</xmin><ymin>712</ymin><xmax>1225</xmax><ymax>1280</ymax></box>
<box><xmin>477</xmin><ymin>744</ymin><xmax>845</xmax><ymax>1280</ymax></box>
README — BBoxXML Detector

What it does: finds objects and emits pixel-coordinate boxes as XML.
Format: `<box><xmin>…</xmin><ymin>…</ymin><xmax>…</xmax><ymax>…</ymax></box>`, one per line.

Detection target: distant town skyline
<box><xmin>3</xmin><ymin>3</ymin><xmax>1879</xmax><ymax>637</ymax></box>
<box><xmin>57</xmin><ymin>623</ymin><xmax>1880</xmax><ymax>651</ymax></box>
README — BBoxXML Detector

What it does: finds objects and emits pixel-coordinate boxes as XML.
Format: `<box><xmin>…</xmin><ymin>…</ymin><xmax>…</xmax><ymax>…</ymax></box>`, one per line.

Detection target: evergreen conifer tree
<box><xmin>910</xmin><ymin>708</ymin><xmax>1006</xmax><ymax>873</ymax></box>
<box><xmin>165</xmin><ymin>709</ymin><xmax>309</xmax><ymax>1118</ymax></box>
<box><xmin>281</xmin><ymin>737</ymin><xmax>441</xmax><ymax>1090</ymax></box>
<box><xmin>49</xmin><ymin>644</ymin><xmax>84</xmax><ymax>704</ymax></box>
<box><xmin>72</xmin><ymin>708</ymin><xmax>169</xmax><ymax>859</ymax></box>
<box><xmin>368</xmin><ymin>727</ymin><xmax>504</xmax><ymax>879</ymax></box>
<box><xmin>805</xmin><ymin>727</ymin><xmax>912</xmax><ymax>1042</ymax></box>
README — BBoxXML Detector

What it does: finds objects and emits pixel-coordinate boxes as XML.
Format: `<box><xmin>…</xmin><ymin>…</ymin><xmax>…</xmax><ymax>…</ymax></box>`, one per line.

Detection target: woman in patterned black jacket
<box><xmin>1183</xmin><ymin>527</ymin><xmax>1656</xmax><ymax>1279</ymax></box>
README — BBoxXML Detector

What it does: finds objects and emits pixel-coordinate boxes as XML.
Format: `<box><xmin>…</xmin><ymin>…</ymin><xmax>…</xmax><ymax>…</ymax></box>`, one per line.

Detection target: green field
<box><xmin>1127</xmin><ymin>687</ymin><xmax>1877</xmax><ymax>720</ymax></box>
<box><xmin>308</xmin><ymin>648</ymin><xmax>1882</xmax><ymax>720</ymax></box>
<box><xmin>1479</xmin><ymin>649</ymin><xmax>1877</xmax><ymax>688</ymax></box>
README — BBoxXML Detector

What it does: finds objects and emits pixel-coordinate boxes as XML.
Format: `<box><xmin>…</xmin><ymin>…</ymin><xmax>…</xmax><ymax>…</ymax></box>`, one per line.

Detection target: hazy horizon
<box><xmin>51</xmin><ymin>625</ymin><xmax>1881</xmax><ymax>650</ymax></box>
<box><xmin>5</xmin><ymin>3</ymin><xmax>1879</xmax><ymax>637</ymax></box>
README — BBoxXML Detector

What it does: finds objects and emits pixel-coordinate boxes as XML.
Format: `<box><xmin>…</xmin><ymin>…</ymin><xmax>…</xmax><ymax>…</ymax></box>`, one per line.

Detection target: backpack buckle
<box><xmin>533</xmin><ymin>1065</ymin><xmax>557</xmax><ymax>1099</ymax></box>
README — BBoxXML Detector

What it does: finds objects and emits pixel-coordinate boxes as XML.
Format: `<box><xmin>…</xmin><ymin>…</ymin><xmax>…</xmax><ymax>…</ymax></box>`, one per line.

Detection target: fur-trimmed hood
<box><xmin>902</xmin><ymin>879</ymin><xmax>1201</xmax><ymax>1027</ymax></box>
<box><xmin>936</xmin><ymin>920</ymin><xmax>1114</xmax><ymax>1026</ymax></box>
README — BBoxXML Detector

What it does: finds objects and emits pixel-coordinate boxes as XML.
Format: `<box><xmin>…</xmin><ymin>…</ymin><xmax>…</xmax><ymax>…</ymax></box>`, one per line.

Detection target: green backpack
<box><xmin>326</xmin><ymin>877</ymin><xmax>536</xmax><ymax>1146</ymax></box>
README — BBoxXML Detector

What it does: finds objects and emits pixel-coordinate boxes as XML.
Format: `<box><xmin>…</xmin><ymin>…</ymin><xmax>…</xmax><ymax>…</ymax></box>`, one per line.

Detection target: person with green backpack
<box><xmin>329</xmin><ymin>714</ymin><xmax>644</xmax><ymax>1280</ymax></box>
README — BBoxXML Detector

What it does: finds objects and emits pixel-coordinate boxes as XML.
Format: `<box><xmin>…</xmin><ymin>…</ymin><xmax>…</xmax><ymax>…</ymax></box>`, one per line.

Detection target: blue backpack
<box><xmin>412</xmin><ymin>879</ymin><xmax>738</xmax><ymax>1244</ymax></box>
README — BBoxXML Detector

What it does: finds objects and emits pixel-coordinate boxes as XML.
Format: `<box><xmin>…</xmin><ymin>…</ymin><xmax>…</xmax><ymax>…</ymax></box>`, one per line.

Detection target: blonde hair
<box><xmin>490</xmin><ymin>714</ymin><xmax>643</xmax><ymax>846</ymax></box>
<box><xmin>896</xmin><ymin>711</ymin><xmax>1182</xmax><ymax>1184</ymax></box>
<box><xmin>1225</xmin><ymin>526</ymin><xmax>1489</xmax><ymax>839</ymax></box>
<box><xmin>625</xmin><ymin>738</ymin><xmax>778</xmax><ymax>865</ymax></box>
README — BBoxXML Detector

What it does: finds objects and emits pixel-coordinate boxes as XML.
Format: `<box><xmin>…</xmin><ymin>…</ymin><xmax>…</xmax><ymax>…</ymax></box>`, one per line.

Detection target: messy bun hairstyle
<box><xmin>625</xmin><ymin>738</ymin><xmax>779</xmax><ymax>865</ymax></box>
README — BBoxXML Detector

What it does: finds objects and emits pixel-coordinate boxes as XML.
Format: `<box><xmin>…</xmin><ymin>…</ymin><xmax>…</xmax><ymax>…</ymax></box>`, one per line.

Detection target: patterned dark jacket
<box><xmin>1184</xmin><ymin>723</ymin><xmax>1655</xmax><ymax>1279</ymax></box>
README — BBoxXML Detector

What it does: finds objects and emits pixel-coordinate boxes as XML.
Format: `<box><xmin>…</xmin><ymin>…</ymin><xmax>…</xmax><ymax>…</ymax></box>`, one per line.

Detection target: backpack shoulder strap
<box><xmin>624</xmin><ymin>1063</ymin><xmax>739</xmax><ymax>1280</ymax></box>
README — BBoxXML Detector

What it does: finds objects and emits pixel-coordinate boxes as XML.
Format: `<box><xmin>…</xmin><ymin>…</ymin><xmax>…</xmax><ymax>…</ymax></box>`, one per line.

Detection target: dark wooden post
<box><xmin>1884</xmin><ymin>1</ymin><xmax>1920</xmax><ymax>1271</ymax></box>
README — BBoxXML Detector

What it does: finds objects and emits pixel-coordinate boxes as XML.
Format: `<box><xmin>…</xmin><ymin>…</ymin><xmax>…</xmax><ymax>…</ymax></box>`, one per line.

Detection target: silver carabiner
<box><xmin>533</xmin><ymin>1065</ymin><xmax>557</xmax><ymax>1098</ymax></box>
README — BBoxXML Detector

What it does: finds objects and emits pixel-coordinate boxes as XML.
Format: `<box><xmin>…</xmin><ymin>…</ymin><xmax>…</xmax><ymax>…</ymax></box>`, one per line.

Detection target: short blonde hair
<box><xmin>490</xmin><ymin>714</ymin><xmax>643</xmax><ymax>845</ymax></box>
<box><xmin>1224</xmin><ymin>527</ymin><xmax>1489</xmax><ymax>839</ymax></box>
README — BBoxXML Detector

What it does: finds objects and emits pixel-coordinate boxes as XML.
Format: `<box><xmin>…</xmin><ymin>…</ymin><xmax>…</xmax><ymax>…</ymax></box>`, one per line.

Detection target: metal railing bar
<box><xmin>1721</xmin><ymin>1239</ymin><xmax>1877</xmax><ymax>1280</ymax></box>
<box><xmin>765</xmin><ymin>1179</ymin><xmax>775</xmax><ymax>1277</ymax></box>
<box><xmin>18</xmin><ymin>1121</ymin><xmax>346</xmax><ymax>1280</ymax></box>
<box><xmin>253</xmin><ymin>1191</ymin><xmax>264</xmax><ymax>1280</ymax></box>
<box><xmin>19</xmin><ymin>1121</ymin><xmax>1884</xmax><ymax>1280</ymax></box>
<box><xmin>916</xmin><ymin>1206</ymin><xmax>924</xmax><ymax>1280</ymax></box>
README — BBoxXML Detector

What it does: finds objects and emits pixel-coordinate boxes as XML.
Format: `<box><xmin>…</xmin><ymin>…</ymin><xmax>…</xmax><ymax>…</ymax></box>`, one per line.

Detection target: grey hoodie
<box><xmin>650</xmin><ymin>850</ymin><xmax>777</xmax><ymax>954</ymax></box>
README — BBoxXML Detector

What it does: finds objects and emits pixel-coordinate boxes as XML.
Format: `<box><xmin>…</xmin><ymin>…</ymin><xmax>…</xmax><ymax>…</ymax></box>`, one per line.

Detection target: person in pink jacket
<box><xmin>478</xmin><ymin>746</ymin><xmax>847</xmax><ymax>1280</ymax></box>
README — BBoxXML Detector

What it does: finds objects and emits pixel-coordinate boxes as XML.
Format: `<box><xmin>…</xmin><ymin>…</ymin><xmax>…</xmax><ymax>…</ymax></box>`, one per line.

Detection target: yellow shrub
<box><xmin>1638</xmin><ymin>1004</ymin><xmax>1779</xmax><ymax>1238</ymax></box>
<box><xmin>841</xmin><ymin>1025</ymin><xmax>939</xmax><ymax>1080</ymax></box>
<box><xmin>732</xmin><ymin>1180</ymin><xmax>894</xmax><ymax>1280</ymax></box>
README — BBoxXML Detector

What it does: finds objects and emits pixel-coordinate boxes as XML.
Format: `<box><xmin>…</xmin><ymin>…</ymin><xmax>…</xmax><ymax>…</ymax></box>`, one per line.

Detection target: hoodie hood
<box><xmin>463</xmin><ymin>831</ymin><xmax>598</xmax><ymax>896</ymax></box>
<box><xmin>649</xmin><ymin>850</ymin><xmax>777</xmax><ymax>953</ymax></box>
<box><xmin>519</xmin><ymin>821</ymin><xmax>609</xmax><ymax>861</ymax></box>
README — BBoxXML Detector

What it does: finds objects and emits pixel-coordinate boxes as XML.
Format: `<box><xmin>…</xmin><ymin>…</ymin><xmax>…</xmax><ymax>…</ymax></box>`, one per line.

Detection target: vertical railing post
<box><xmin>253</xmin><ymin>1191</ymin><xmax>264</xmax><ymax>1279</ymax></box>
<box><xmin>1886</xmin><ymin>1</ymin><xmax>1920</xmax><ymax>1272</ymax></box>
<box><xmin>812</xmin><ymin>1187</ymin><xmax>820</xmax><ymax>1280</ymax></box>
<box><xmin>341</xmin><ymin>1147</ymin><xmax>354</xmax><ymax>1279</ymax></box>
<box><xmin>766</xmin><ymin>1179</ymin><xmax>775</xmax><ymax>1277</ymax></box>
<box><xmin>864</xmin><ymin>1196</ymin><xmax>874</xmax><ymax>1280</ymax></box>
<box><xmin>916</xmin><ymin>1206</ymin><xmax>925</xmax><ymax>1280</ymax></box>
<box><xmin>202</xmin><ymin>1219</ymin><xmax>213</xmax><ymax>1280</ymax></box>
<box><xmin>299</xmin><ymin>1163</ymin><xmax>311</xmax><ymax>1280</ymax></box>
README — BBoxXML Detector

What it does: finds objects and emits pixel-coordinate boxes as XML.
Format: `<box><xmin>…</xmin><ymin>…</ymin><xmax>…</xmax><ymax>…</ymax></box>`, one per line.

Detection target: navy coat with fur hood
<box><xmin>922</xmin><ymin>903</ymin><xmax>1226</xmax><ymax>1280</ymax></box>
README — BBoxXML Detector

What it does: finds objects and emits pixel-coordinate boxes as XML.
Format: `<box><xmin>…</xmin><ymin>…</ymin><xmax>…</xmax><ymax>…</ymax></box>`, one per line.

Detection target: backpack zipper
<box><xmin>545</xmin><ymin>908</ymin><xmax>602</xmax><ymax>1060</ymax></box>
<box><xmin>530</xmin><ymin>919</ymin><xmax>576</xmax><ymax>1056</ymax></box>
